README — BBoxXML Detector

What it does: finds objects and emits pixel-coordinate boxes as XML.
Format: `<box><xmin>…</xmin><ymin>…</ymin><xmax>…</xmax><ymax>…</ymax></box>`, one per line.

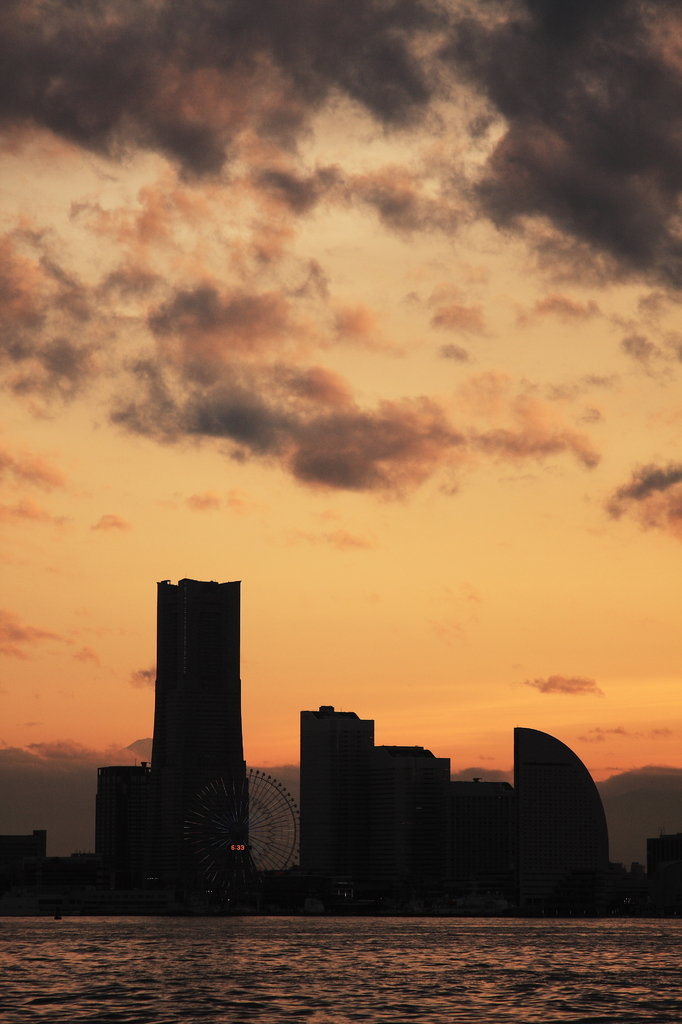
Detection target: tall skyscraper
<box><xmin>515</xmin><ymin>727</ymin><xmax>609</xmax><ymax>910</ymax></box>
<box><xmin>300</xmin><ymin>706</ymin><xmax>374</xmax><ymax>879</ymax></box>
<box><xmin>147</xmin><ymin>578</ymin><xmax>245</xmax><ymax>886</ymax></box>
<box><xmin>446</xmin><ymin>780</ymin><xmax>516</xmax><ymax>898</ymax></box>
<box><xmin>96</xmin><ymin>764</ymin><xmax>150</xmax><ymax>888</ymax></box>
<box><xmin>370</xmin><ymin>745</ymin><xmax>450</xmax><ymax>890</ymax></box>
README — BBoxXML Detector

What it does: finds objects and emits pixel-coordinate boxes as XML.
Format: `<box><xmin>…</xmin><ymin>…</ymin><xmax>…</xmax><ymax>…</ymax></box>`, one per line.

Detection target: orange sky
<box><xmin>1</xmin><ymin>0</ymin><xmax>681</xmax><ymax>790</ymax></box>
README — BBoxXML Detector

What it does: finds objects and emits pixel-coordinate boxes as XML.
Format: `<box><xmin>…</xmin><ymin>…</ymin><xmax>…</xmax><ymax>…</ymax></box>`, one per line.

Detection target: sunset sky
<box><xmin>1</xmin><ymin>1</ymin><xmax>682</xmax><ymax>844</ymax></box>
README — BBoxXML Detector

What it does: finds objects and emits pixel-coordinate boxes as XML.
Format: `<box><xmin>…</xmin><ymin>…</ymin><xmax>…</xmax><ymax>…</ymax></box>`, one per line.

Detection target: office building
<box><xmin>515</xmin><ymin>727</ymin><xmax>609</xmax><ymax>910</ymax></box>
<box><xmin>370</xmin><ymin>745</ymin><xmax>450</xmax><ymax>890</ymax></box>
<box><xmin>96</xmin><ymin>764</ymin><xmax>150</xmax><ymax>888</ymax></box>
<box><xmin>300</xmin><ymin>706</ymin><xmax>374</xmax><ymax>880</ymax></box>
<box><xmin>446</xmin><ymin>780</ymin><xmax>516</xmax><ymax>898</ymax></box>
<box><xmin>147</xmin><ymin>578</ymin><xmax>245</xmax><ymax>886</ymax></box>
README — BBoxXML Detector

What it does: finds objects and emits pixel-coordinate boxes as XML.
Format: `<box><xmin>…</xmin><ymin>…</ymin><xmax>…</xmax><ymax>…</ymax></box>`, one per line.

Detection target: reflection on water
<box><xmin>1</xmin><ymin>916</ymin><xmax>681</xmax><ymax>1022</ymax></box>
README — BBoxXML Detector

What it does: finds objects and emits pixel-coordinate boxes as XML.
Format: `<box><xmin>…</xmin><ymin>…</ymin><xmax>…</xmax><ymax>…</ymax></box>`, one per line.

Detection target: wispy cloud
<box><xmin>579</xmin><ymin>726</ymin><xmax>674</xmax><ymax>743</ymax></box>
<box><xmin>0</xmin><ymin>609</ymin><xmax>68</xmax><ymax>659</ymax></box>
<box><xmin>521</xmin><ymin>674</ymin><xmax>604</xmax><ymax>697</ymax></box>
<box><xmin>91</xmin><ymin>514</ymin><xmax>131</xmax><ymax>531</ymax></box>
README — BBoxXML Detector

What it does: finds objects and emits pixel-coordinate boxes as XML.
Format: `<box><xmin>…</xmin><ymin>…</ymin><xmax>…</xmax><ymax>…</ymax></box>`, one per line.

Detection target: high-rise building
<box><xmin>96</xmin><ymin>764</ymin><xmax>150</xmax><ymax>888</ymax></box>
<box><xmin>370</xmin><ymin>745</ymin><xmax>450</xmax><ymax>890</ymax></box>
<box><xmin>445</xmin><ymin>780</ymin><xmax>516</xmax><ymax>898</ymax></box>
<box><xmin>147</xmin><ymin>578</ymin><xmax>245</xmax><ymax>886</ymax></box>
<box><xmin>299</xmin><ymin>706</ymin><xmax>374</xmax><ymax>880</ymax></box>
<box><xmin>515</xmin><ymin>727</ymin><xmax>609</xmax><ymax>910</ymax></box>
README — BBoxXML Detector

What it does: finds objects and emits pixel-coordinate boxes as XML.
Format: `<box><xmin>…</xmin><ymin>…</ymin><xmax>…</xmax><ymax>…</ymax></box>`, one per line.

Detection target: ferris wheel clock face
<box><xmin>185</xmin><ymin>769</ymin><xmax>300</xmax><ymax>883</ymax></box>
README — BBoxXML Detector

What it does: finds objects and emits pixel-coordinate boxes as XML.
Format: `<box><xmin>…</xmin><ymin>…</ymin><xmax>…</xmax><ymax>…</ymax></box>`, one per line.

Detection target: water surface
<box><xmin>1</xmin><ymin>916</ymin><xmax>680</xmax><ymax>1023</ymax></box>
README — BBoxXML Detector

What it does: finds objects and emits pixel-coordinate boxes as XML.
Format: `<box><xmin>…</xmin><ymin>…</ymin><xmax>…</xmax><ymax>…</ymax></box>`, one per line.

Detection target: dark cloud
<box><xmin>597</xmin><ymin>766</ymin><xmax>682</xmax><ymax>864</ymax></box>
<box><xmin>620</xmin><ymin>333</ymin><xmax>665</xmax><ymax>372</ymax></box>
<box><xmin>0</xmin><ymin>739</ymin><xmax>151</xmax><ymax>855</ymax></box>
<box><xmin>521</xmin><ymin>674</ymin><xmax>604</xmax><ymax>696</ymax></box>
<box><xmin>255</xmin><ymin>167</ymin><xmax>340</xmax><ymax>214</ymax></box>
<box><xmin>112</xmin><ymin>352</ymin><xmax>465</xmax><ymax>493</ymax></box>
<box><xmin>447</xmin><ymin>1</ymin><xmax>682</xmax><ymax>286</ymax></box>
<box><xmin>0</xmin><ymin>0</ymin><xmax>442</xmax><ymax>176</ymax></box>
<box><xmin>607</xmin><ymin>462</ymin><xmax>682</xmax><ymax>540</ymax></box>
<box><xmin>148</xmin><ymin>286</ymin><xmax>292</xmax><ymax>354</ymax></box>
<box><xmin>130</xmin><ymin>666</ymin><xmax>155</xmax><ymax>688</ymax></box>
<box><xmin>609</xmin><ymin>463</ymin><xmax>682</xmax><ymax>505</ymax></box>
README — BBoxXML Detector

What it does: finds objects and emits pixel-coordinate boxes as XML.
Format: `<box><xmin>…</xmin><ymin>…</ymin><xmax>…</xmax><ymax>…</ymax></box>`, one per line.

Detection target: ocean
<box><xmin>1</xmin><ymin>916</ymin><xmax>680</xmax><ymax>1023</ymax></box>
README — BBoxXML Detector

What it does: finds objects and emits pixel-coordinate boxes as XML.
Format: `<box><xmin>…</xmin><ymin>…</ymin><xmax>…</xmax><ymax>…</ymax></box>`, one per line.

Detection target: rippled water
<box><xmin>1</xmin><ymin>916</ymin><xmax>681</xmax><ymax>1023</ymax></box>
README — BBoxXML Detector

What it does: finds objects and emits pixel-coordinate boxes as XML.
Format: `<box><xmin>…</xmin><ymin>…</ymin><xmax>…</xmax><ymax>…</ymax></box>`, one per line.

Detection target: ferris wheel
<box><xmin>185</xmin><ymin>768</ymin><xmax>299</xmax><ymax>886</ymax></box>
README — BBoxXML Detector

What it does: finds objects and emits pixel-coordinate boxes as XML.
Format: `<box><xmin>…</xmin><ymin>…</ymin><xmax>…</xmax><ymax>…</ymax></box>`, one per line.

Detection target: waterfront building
<box><xmin>95</xmin><ymin>764</ymin><xmax>150</xmax><ymax>888</ymax></box>
<box><xmin>369</xmin><ymin>745</ymin><xmax>450</xmax><ymax>890</ymax></box>
<box><xmin>647</xmin><ymin>832</ymin><xmax>682</xmax><ymax>910</ymax></box>
<box><xmin>445</xmin><ymin>780</ymin><xmax>516</xmax><ymax>898</ymax></box>
<box><xmin>299</xmin><ymin>706</ymin><xmax>374</xmax><ymax>880</ymax></box>
<box><xmin>515</xmin><ymin>727</ymin><xmax>609</xmax><ymax>910</ymax></box>
<box><xmin>147</xmin><ymin>578</ymin><xmax>245</xmax><ymax>886</ymax></box>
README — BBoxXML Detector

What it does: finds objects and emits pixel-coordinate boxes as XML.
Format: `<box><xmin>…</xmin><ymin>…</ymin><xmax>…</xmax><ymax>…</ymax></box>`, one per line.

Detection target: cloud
<box><xmin>0</xmin><ymin>498</ymin><xmax>64</xmax><ymax>525</ymax></box>
<box><xmin>0</xmin><ymin>0</ymin><xmax>442</xmax><ymax>176</ymax></box>
<box><xmin>0</xmin><ymin>738</ymin><xmax>152</xmax><ymax>854</ymax></box>
<box><xmin>431</xmin><ymin>303</ymin><xmax>484</xmax><ymax>334</ymax></box>
<box><xmin>620</xmin><ymin>333</ymin><xmax>666</xmax><ymax>373</ymax></box>
<box><xmin>91</xmin><ymin>514</ymin><xmax>131</xmax><ymax>531</ymax></box>
<box><xmin>0</xmin><ymin>235</ymin><xmax>97</xmax><ymax>398</ymax></box>
<box><xmin>289</xmin><ymin>528</ymin><xmax>373</xmax><ymax>551</ymax></box>
<box><xmin>72</xmin><ymin>646</ymin><xmax>100</xmax><ymax>665</ymax></box>
<box><xmin>439</xmin><ymin>344</ymin><xmax>469</xmax><ymax>362</ymax></box>
<box><xmin>579</xmin><ymin>726</ymin><xmax>674</xmax><ymax>743</ymax></box>
<box><xmin>518</xmin><ymin>294</ymin><xmax>601</xmax><ymax>325</ymax></box>
<box><xmin>451</xmin><ymin>767</ymin><xmax>513</xmax><ymax>784</ymax></box>
<box><xmin>607</xmin><ymin>463</ymin><xmax>682</xmax><ymax>541</ymax></box>
<box><xmin>0</xmin><ymin>608</ymin><xmax>67</xmax><ymax>659</ymax></box>
<box><xmin>186</xmin><ymin>491</ymin><xmax>221</xmax><ymax>512</ymax></box>
<box><xmin>0</xmin><ymin>443</ymin><xmax>66</xmax><ymax>490</ymax></box>
<box><xmin>597</xmin><ymin>766</ymin><xmax>682</xmax><ymax>864</ymax></box>
<box><xmin>471</xmin><ymin>393</ymin><xmax>600</xmax><ymax>468</ymax></box>
<box><xmin>448</xmin><ymin>1</ymin><xmax>682</xmax><ymax>286</ymax></box>
<box><xmin>130</xmin><ymin>666</ymin><xmax>155</xmax><ymax>689</ymax></box>
<box><xmin>521</xmin><ymin>674</ymin><xmax>604</xmax><ymax>696</ymax></box>
<box><xmin>148</xmin><ymin>286</ymin><xmax>293</xmax><ymax>356</ymax></box>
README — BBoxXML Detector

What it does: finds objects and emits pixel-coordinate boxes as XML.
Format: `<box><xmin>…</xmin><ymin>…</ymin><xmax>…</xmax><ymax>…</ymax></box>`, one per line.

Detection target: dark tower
<box><xmin>147</xmin><ymin>578</ymin><xmax>245</xmax><ymax>886</ymax></box>
<box><xmin>515</xmin><ymin>727</ymin><xmax>609</xmax><ymax>911</ymax></box>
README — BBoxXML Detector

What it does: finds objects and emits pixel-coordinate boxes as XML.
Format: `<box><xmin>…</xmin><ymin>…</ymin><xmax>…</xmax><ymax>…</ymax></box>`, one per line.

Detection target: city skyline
<box><xmin>1</xmin><ymin>3</ymin><xmax>682</xmax><ymax>822</ymax></box>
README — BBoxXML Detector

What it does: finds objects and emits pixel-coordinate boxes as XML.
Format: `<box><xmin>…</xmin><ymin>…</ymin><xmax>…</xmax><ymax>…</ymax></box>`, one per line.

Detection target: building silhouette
<box><xmin>370</xmin><ymin>745</ymin><xmax>450</xmax><ymax>890</ymax></box>
<box><xmin>647</xmin><ymin>833</ymin><xmax>682</xmax><ymax>910</ymax></box>
<box><xmin>96</xmin><ymin>764</ymin><xmax>150</xmax><ymax>888</ymax></box>
<box><xmin>515</xmin><ymin>727</ymin><xmax>609</xmax><ymax>910</ymax></box>
<box><xmin>446</xmin><ymin>780</ymin><xmax>516</xmax><ymax>898</ymax></box>
<box><xmin>147</xmin><ymin>578</ymin><xmax>245</xmax><ymax>886</ymax></box>
<box><xmin>300</xmin><ymin>706</ymin><xmax>374</xmax><ymax>880</ymax></box>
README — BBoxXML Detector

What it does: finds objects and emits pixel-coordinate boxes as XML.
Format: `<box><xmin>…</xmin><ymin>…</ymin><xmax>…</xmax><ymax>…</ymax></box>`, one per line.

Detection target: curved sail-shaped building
<box><xmin>514</xmin><ymin>727</ymin><xmax>609</xmax><ymax>910</ymax></box>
